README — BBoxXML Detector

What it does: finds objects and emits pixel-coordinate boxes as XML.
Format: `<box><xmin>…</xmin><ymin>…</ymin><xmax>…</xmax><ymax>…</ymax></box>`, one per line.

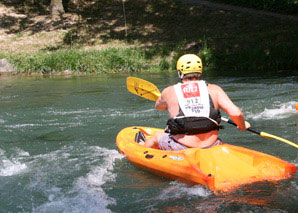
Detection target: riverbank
<box><xmin>1</xmin><ymin>0</ymin><xmax>297</xmax><ymax>76</ymax></box>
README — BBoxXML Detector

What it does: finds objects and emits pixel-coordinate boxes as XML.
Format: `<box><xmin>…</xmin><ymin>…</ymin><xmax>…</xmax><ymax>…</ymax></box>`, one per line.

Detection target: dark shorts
<box><xmin>158</xmin><ymin>133</ymin><xmax>222</xmax><ymax>151</ymax></box>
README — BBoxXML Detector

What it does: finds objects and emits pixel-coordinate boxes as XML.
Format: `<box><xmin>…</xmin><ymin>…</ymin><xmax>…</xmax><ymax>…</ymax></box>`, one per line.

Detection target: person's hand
<box><xmin>237</xmin><ymin>121</ymin><xmax>251</xmax><ymax>131</ymax></box>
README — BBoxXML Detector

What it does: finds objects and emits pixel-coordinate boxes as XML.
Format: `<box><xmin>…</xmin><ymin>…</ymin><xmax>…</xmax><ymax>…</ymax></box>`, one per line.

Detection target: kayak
<box><xmin>116</xmin><ymin>126</ymin><xmax>297</xmax><ymax>192</ymax></box>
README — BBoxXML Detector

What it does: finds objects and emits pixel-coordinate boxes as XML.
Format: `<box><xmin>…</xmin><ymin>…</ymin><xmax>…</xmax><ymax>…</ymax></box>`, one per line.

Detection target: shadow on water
<box><xmin>214</xmin><ymin>177</ymin><xmax>298</xmax><ymax>212</ymax></box>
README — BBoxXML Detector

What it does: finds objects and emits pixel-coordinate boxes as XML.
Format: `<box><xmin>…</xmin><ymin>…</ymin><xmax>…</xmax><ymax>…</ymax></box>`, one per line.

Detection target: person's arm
<box><xmin>214</xmin><ymin>85</ymin><xmax>250</xmax><ymax>130</ymax></box>
<box><xmin>155</xmin><ymin>87</ymin><xmax>170</xmax><ymax>111</ymax></box>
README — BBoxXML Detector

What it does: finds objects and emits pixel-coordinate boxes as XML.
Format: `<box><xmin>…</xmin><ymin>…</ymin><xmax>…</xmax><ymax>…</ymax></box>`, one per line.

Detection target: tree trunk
<box><xmin>50</xmin><ymin>0</ymin><xmax>65</xmax><ymax>21</ymax></box>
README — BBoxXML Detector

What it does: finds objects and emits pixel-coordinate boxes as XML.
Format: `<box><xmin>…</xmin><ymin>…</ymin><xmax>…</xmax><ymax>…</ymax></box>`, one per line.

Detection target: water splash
<box><xmin>0</xmin><ymin>149</ymin><xmax>28</xmax><ymax>176</ymax></box>
<box><xmin>32</xmin><ymin>146</ymin><xmax>123</xmax><ymax>212</ymax></box>
<box><xmin>157</xmin><ymin>181</ymin><xmax>211</xmax><ymax>200</ymax></box>
<box><xmin>247</xmin><ymin>101</ymin><xmax>297</xmax><ymax>120</ymax></box>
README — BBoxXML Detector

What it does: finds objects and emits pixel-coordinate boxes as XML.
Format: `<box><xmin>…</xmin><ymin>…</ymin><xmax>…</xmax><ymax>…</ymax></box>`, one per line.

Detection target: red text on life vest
<box><xmin>181</xmin><ymin>83</ymin><xmax>200</xmax><ymax>98</ymax></box>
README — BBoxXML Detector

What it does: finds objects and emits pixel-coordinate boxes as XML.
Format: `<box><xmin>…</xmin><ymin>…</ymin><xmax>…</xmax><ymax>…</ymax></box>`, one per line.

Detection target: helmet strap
<box><xmin>178</xmin><ymin>71</ymin><xmax>184</xmax><ymax>79</ymax></box>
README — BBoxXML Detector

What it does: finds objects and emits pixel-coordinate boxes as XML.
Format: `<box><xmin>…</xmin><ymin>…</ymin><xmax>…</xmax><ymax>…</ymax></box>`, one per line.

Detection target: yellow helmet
<box><xmin>176</xmin><ymin>54</ymin><xmax>202</xmax><ymax>74</ymax></box>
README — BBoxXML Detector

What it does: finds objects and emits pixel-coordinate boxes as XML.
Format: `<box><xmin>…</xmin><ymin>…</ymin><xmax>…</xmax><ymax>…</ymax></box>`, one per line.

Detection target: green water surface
<box><xmin>0</xmin><ymin>74</ymin><xmax>297</xmax><ymax>212</ymax></box>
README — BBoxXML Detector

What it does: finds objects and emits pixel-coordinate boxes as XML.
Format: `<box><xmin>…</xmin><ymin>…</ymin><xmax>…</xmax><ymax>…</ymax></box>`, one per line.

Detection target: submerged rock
<box><xmin>0</xmin><ymin>59</ymin><xmax>15</xmax><ymax>75</ymax></box>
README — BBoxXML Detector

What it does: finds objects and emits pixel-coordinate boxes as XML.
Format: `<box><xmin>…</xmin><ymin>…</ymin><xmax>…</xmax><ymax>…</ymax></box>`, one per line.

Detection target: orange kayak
<box><xmin>116</xmin><ymin>126</ymin><xmax>297</xmax><ymax>192</ymax></box>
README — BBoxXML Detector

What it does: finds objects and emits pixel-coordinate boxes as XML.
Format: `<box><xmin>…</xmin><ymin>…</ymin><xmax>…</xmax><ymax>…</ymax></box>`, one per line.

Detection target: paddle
<box><xmin>221</xmin><ymin>118</ymin><xmax>298</xmax><ymax>149</ymax></box>
<box><xmin>126</xmin><ymin>76</ymin><xmax>298</xmax><ymax>149</ymax></box>
<box><xmin>127</xmin><ymin>77</ymin><xmax>161</xmax><ymax>101</ymax></box>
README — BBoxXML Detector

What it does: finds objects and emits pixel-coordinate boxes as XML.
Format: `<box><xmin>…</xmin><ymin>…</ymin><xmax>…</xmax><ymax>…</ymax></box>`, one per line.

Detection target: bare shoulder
<box><xmin>161</xmin><ymin>85</ymin><xmax>174</xmax><ymax>95</ymax></box>
<box><xmin>207</xmin><ymin>83</ymin><xmax>224</xmax><ymax>93</ymax></box>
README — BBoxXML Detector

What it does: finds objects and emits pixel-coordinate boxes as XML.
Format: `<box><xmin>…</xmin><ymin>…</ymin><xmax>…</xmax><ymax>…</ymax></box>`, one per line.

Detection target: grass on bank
<box><xmin>5</xmin><ymin>40</ymin><xmax>297</xmax><ymax>76</ymax></box>
<box><xmin>7</xmin><ymin>48</ymin><xmax>167</xmax><ymax>74</ymax></box>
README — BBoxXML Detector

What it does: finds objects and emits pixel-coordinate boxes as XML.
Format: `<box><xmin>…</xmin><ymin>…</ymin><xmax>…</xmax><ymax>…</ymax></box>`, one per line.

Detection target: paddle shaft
<box><xmin>221</xmin><ymin>117</ymin><xmax>298</xmax><ymax>149</ymax></box>
<box><xmin>221</xmin><ymin>117</ymin><xmax>260</xmax><ymax>135</ymax></box>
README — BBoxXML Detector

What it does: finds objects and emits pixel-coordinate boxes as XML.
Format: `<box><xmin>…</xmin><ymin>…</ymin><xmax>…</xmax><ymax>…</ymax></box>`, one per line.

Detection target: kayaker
<box><xmin>136</xmin><ymin>54</ymin><xmax>250</xmax><ymax>150</ymax></box>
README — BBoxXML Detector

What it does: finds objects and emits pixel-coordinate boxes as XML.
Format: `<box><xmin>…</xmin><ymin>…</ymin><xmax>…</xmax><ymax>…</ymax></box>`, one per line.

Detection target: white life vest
<box><xmin>165</xmin><ymin>80</ymin><xmax>221</xmax><ymax>135</ymax></box>
<box><xmin>174</xmin><ymin>80</ymin><xmax>210</xmax><ymax>117</ymax></box>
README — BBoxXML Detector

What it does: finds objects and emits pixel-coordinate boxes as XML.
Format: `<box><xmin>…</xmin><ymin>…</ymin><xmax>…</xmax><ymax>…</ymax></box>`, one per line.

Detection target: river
<box><xmin>0</xmin><ymin>74</ymin><xmax>297</xmax><ymax>212</ymax></box>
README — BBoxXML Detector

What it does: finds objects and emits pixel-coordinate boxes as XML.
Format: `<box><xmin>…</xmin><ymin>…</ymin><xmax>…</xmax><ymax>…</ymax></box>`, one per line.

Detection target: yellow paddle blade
<box><xmin>126</xmin><ymin>77</ymin><xmax>161</xmax><ymax>101</ymax></box>
<box><xmin>260</xmin><ymin>132</ymin><xmax>298</xmax><ymax>149</ymax></box>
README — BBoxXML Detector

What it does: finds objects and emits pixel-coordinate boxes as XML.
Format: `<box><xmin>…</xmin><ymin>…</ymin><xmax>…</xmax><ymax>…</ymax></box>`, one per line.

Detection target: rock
<box><xmin>0</xmin><ymin>59</ymin><xmax>15</xmax><ymax>74</ymax></box>
<box><xmin>61</xmin><ymin>70</ymin><xmax>73</xmax><ymax>75</ymax></box>
<box><xmin>184</xmin><ymin>41</ymin><xmax>200</xmax><ymax>51</ymax></box>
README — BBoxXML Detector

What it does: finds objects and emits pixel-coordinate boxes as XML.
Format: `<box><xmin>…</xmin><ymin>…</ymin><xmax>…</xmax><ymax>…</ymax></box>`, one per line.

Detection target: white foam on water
<box><xmin>102</xmin><ymin>108</ymin><xmax>155</xmax><ymax>118</ymax></box>
<box><xmin>34</xmin><ymin>147</ymin><xmax>123</xmax><ymax>213</ymax></box>
<box><xmin>292</xmin><ymin>155</ymin><xmax>298</xmax><ymax>167</ymax></box>
<box><xmin>156</xmin><ymin>181</ymin><xmax>211</xmax><ymax>200</ymax></box>
<box><xmin>125</xmin><ymin>109</ymin><xmax>156</xmax><ymax>118</ymax></box>
<box><xmin>80</xmin><ymin>148</ymin><xmax>122</xmax><ymax>186</ymax></box>
<box><xmin>5</xmin><ymin>123</ymin><xmax>43</xmax><ymax>128</ymax></box>
<box><xmin>0</xmin><ymin>149</ymin><xmax>28</xmax><ymax>176</ymax></box>
<box><xmin>0</xmin><ymin>159</ymin><xmax>27</xmax><ymax>176</ymax></box>
<box><xmin>0</xmin><ymin>95</ymin><xmax>18</xmax><ymax>100</ymax></box>
<box><xmin>47</xmin><ymin>108</ymin><xmax>103</xmax><ymax>116</ymax></box>
<box><xmin>247</xmin><ymin>101</ymin><xmax>297</xmax><ymax>120</ymax></box>
<box><xmin>181</xmin><ymin>184</ymin><xmax>212</xmax><ymax>197</ymax></box>
<box><xmin>12</xmin><ymin>147</ymin><xmax>30</xmax><ymax>157</ymax></box>
<box><xmin>4</xmin><ymin>121</ymin><xmax>85</xmax><ymax>130</ymax></box>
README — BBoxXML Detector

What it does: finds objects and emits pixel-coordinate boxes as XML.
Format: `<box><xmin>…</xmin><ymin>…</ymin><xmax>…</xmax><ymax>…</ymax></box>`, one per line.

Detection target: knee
<box><xmin>144</xmin><ymin>132</ymin><xmax>164</xmax><ymax>148</ymax></box>
<box><xmin>155</xmin><ymin>131</ymin><xmax>165</xmax><ymax>139</ymax></box>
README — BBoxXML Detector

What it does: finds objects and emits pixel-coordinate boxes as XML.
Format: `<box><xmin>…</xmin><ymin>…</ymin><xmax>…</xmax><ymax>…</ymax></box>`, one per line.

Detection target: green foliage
<box><xmin>0</xmin><ymin>53</ymin><xmax>6</xmax><ymax>59</ymax></box>
<box><xmin>1</xmin><ymin>0</ymin><xmax>297</xmax><ymax>76</ymax></box>
<box><xmin>199</xmin><ymin>41</ymin><xmax>215</xmax><ymax>70</ymax></box>
<box><xmin>63</xmin><ymin>30</ymin><xmax>79</xmax><ymax>46</ymax></box>
<box><xmin>158</xmin><ymin>57</ymin><xmax>170</xmax><ymax>72</ymax></box>
<box><xmin>8</xmin><ymin>48</ymin><xmax>158</xmax><ymax>74</ymax></box>
<box><xmin>203</xmin><ymin>42</ymin><xmax>298</xmax><ymax>76</ymax></box>
<box><xmin>3</xmin><ymin>40</ymin><xmax>297</xmax><ymax>76</ymax></box>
